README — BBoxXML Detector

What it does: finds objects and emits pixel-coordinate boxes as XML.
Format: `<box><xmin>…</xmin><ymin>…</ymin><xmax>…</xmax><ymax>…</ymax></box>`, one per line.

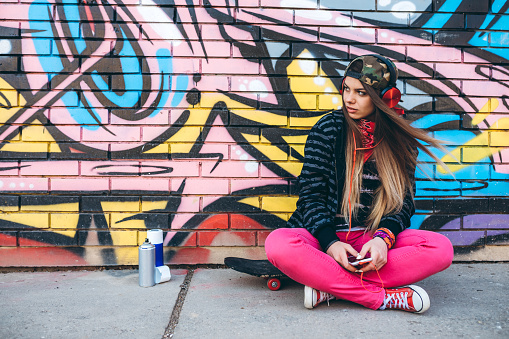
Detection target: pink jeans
<box><xmin>265</xmin><ymin>228</ymin><xmax>453</xmax><ymax>310</ymax></box>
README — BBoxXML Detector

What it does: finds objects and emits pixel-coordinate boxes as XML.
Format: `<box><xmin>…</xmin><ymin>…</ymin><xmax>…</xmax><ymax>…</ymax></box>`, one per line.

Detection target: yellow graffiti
<box><xmin>21</xmin><ymin>125</ymin><xmax>56</xmax><ymax>142</ymax></box>
<box><xmin>0</xmin><ymin>78</ymin><xmax>26</xmax><ymax>124</ymax></box>
<box><xmin>240</xmin><ymin>132</ymin><xmax>259</xmax><ymax>143</ymax></box>
<box><xmin>49</xmin><ymin>143</ymin><xmax>62</xmax><ymax>153</ymax></box>
<box><xmin>275</xmin><ymin>162</ymin><xmax>304</xmax><ymax>177</ymax></box>
<box><xmin>471</xmin><ymin>98</ymin><xmax>498</xmax><ymax>126</ymax></box>
<box><xmin>238</xmin><ymin>197</ymin><xmax>289</xmax><ymax>221</ymax></box>
<box><xmin>490</xmin><ymin>118</ymin><xmax>509</xmax><ymax>129</ymax></box>
<box><xmin>0</xmin><ymin>205</ymin><xmax>18</xmax><ymax>212</ymax></box>
<box><xmin>142</xmin><ymin>143</ymin><xmax>169</xmax><ymax>153</ymax></box>
<box><xmin>438</xmin><ymin>98</ymin><xmax>507</xmax><ymax>173</ymax></box>
<box><xmin>108</xmin><ymin>247</ymin><xmax>138</xmax><ymax>265</ymax></box>
<box><xmin>261</xmin><ymin>196</ymin><xmax>298</xmax><ymax>212</ymax></box>
<box><xmin>22</xmin><ymin>203</ymin><xmax>79</xmax><ymax>212</ymax></box>
<box><xmin>141</xmin><ymin>201</ymin><xmax>168</xmax><ymax>211</ymax></box>
<box><xmin>101</xmin><ymin>201</ymin><xmax>140</xmax><ymax>212</ymax></box>
<box><xmin>110</xmin><ymin>213</ymin><xmax>145</xmax><ymax>228</ymax></box>
<box><xmin>1</xmin><ymin>124</ymin><xmax>50</xmax><ymax>153</ymax></box>
<box><xmin>288</xmin><ymin>49</ymin><xmax>342</xmax><ymax>113</ymax></box>
<box><xmin>491</xmin><ymin>131</ymin><xmax>509</xmax><ymax>146</ymax></box>
<box><xmin>238</xmin><ymin>197</ymin><xmax>260</xmax><ymax>209</ymax></box>
<box><xmin>1</xmin><ymin>141</ymin><xmax>48</xmax><ymax>153</ymax></box>
<box><xmin>283</xmin><ymin>135</ymin><xmax>306</xmax><ymax>160</ymax></box>
<box><xmin>253</xmin><ymin>135</ymin><xmax>289</xmax><ymax>161</ymax></box>
<box><xmin>289</xmin><ymin>114</ymin><xmax>325</xmax><ymax>128</ymax></box>
<box><xmin>1</xmin><ymin>121</ymin><xmax>51</xmax><ymax>153</ymax></box>
<box><xmin>167</xmin><ymin>126</ymin><xmax>202</xmax><ymax>153</ymax></box>
<box><xmin>109</xmin><ymin>231</ymin><xmax>138</xmax><ymax>246</ymax></box>
<box><xmin>50</xmin><ymin>213</ymin><xmax>80</xmax><ymax>229</ymax></box>
<box><xmin>0</xmin><ymin>213</ymin><xmax>49</xmax><ymax>228</ymax></box>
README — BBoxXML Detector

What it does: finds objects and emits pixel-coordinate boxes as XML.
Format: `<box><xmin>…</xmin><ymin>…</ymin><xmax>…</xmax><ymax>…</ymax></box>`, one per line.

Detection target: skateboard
<box><xmin>224</xmin><ymin>257</ymin><xmax>288</xmax><ymax>291</ymax></box>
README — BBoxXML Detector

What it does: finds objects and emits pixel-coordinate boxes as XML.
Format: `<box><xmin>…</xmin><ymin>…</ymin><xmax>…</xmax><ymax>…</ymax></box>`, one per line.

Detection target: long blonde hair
<box><xmin>341</xmin><ymin>83</ymin><xmax>448</xmax><ymax>233</ymax></box>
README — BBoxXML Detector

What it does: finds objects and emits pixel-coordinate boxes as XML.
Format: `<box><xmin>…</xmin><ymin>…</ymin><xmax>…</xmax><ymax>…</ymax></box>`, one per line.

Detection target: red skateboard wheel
<box><xmin>267</xmin><ymin>278</ymin><xmax>281</xmax><ymax>291</ymax></box>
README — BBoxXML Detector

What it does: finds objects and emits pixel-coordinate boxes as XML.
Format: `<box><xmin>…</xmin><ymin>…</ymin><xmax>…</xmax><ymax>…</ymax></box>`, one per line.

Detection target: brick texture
<box><xmin>0</xmin><ymin>0</ymin><xmax>508</xmax><ymax>266</ymax></box>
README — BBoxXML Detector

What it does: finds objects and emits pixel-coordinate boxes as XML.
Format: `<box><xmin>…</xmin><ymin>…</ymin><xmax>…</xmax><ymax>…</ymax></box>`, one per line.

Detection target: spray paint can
<box><xmin>138</xmin><ymin>238</ymin><xmax>155</xmax><ymax>287</ymax></box>
<box><xmin>147</xmin><ymin>229</ymin><xmax>164</xmax><ymax>267</ymax></box>
<box><xmin>147</xmin><ymin>229</ymin><xmax>171</xmax><ymax>284</ymax></box>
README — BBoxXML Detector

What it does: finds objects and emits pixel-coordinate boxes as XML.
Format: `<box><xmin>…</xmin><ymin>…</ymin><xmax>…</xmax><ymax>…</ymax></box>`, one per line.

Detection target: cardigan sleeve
<box><xmin>296</xmin><ymin>115</ymin><xmax>341</xmax><ymax>250</ymax></box>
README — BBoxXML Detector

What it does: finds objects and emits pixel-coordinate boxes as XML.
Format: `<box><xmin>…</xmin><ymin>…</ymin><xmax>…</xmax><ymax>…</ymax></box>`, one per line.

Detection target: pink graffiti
<box><xmin>1</xmin><ymin>0</ymin><xmax>508</xmax><ymax>194</ymax></box>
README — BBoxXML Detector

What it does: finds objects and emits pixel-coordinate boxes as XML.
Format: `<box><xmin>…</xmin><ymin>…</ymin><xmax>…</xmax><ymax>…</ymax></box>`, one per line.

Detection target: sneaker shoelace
<box><xmin>316</xmin><ymin>291</ymin><xmax>335</xmax><ymax>307</ymax></box>
<box><xmin>380</xmin><ymin>291</ymin><xmax>410</xmax><ymax>311</ymax></box>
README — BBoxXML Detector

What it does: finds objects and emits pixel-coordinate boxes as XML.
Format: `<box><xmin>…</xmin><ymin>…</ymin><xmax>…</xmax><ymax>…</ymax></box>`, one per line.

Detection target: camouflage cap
<box><xmin>344</xmin><ymin>55</ymin><xmax>398</xmax><ymax>91</ymax></box>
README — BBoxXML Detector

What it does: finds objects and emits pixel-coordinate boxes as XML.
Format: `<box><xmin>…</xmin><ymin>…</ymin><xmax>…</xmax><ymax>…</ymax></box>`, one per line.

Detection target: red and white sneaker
<box><xmin>304</xmin><ymin>285</ymin><xmax>335</xmax><ymax>309</ymax></box>
<box><xmin>379</xmin><ymin>285</ymin><xmax>430</xmax><ymax>313</ymax></box>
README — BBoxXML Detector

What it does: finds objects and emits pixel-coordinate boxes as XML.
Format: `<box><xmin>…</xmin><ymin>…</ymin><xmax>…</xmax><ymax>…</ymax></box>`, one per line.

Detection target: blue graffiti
<box><xmin>423</xmin><ymin>0</ymin><xmax>509</xmax><ymax>60</ymax></box>
<box><xmin>27</xmin><ymin>1</ymin><xmax>186</xmax><ymax>130</ymax></box>
<box><xmin>411</xmin><ymin>112</ymin><xmax>509</xmax><ymax>229</ymax></box>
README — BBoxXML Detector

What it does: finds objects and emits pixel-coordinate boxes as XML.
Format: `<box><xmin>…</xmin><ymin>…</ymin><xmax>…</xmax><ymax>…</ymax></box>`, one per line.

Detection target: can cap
<box><xmin>147</xmin><ymin>229</ymin><xmax>163</xmax><ymax>244</ymax></box>
<box><xmin>140</xmin><ymin>238</ymin><xmax>154</xmax><ymax>250</ymax></box>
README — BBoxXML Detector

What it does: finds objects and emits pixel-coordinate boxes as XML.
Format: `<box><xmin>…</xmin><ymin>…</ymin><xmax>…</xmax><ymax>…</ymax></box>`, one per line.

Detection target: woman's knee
<box><xmin>400</xmin><ymin>229</ymin><xmax>454</xmax><ymax>271</ymax></box>
<box><xmin>265</xmin><ymin>228</ymin><xmax>310</xmax><ymax>263</ymax></box>
<box><xmin>418</xmin><ymin>230</ymin><xmax>454</xmax><ymax>271</ymax></box>
<box><xmin>432</xmin><ymin>232</ymin><xmax>454</xmax><ymax>270</ymax></box>
<box><xmin>265</xmin><ymin>228</ymin><xmax>291</xmax><ymax>262</ymax></box>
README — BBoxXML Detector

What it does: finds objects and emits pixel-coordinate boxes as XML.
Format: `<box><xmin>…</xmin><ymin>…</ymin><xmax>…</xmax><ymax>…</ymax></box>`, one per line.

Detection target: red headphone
<box><xmin>339</xmin><ymin>54</ymin><xmax>402</xmax><ymax>112</ymax></box>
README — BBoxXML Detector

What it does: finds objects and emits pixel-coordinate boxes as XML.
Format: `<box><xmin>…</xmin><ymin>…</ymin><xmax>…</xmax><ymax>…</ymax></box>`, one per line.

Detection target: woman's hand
<box><xmin>326</xmin><ymin>241</ymin><xmax>360</xmax><ymax>273</ymax></box>
<box><xmin>356</xmin><ymin>237</ymin><xmax>388</xmax><ymax>272</ymax></box>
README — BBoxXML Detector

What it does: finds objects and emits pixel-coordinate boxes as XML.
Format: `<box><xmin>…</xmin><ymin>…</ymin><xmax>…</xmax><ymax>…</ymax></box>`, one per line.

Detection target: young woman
<box><xmin>265</xmin><ymin>54</ymin><xmax>454</xmax><ymax>313</ymax></box>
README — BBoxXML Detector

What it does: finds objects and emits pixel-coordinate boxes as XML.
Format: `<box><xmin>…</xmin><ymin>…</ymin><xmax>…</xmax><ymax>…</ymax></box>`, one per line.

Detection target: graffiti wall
<box><xmin>0</xmin><ymin>0</ymin><xmax>508</xmax><ymax>266</ymax></box>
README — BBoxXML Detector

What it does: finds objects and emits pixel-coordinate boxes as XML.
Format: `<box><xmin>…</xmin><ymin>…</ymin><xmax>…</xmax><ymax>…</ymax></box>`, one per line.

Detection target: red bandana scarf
<box><xmin>357</xmin><ymin>119</ymin><xmax>376</xmax><ymax>161</ymax></box>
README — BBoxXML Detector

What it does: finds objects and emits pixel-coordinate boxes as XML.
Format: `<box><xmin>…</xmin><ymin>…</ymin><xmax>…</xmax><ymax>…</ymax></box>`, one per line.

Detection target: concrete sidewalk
<box><xmin>1</xmin><ymin>264</ymin><xmax>507</xmax><ymax>338</ymax></box>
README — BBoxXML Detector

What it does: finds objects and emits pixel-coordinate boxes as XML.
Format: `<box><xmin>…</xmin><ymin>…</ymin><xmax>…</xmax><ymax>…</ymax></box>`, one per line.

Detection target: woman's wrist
<box><xmin>324</xmin><ymin>239</ymin><xmax>339</xmax><ymax>252</ymax></box>
<box><xmin>373</xmin><ymin>228</ymin><xmax>395</xmax><ymax>249</ymax></box>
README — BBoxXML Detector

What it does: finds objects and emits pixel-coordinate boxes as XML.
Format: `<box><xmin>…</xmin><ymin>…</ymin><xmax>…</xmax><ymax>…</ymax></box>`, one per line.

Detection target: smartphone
<box><xmin>349</xmin><ymin>257</ymin><xmax>373</xmax><ymax>267</ymax></box>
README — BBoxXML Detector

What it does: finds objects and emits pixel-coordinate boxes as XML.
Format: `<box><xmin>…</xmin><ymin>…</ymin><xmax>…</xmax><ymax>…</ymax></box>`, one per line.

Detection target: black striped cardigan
<box><xmin>286</xmin><ymin>111</ymin><xmax>416</xmax><ymax>251</ymax></box>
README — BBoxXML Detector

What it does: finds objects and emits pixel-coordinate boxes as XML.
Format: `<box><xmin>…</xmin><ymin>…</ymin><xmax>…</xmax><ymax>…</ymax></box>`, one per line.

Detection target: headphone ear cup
<box><xmin>339</xmin><ymin>77</ymin><xmax>345</xmax><ymax>95</ymax></box>
<box><xmin>381</xmin><ymin>87</ymin><xmax>401</xmax><ymax>109</ymax></box>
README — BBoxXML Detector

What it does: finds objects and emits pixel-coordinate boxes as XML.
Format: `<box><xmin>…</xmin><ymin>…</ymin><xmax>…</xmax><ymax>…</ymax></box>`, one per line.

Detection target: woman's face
<box><xmin>342</xmin><ymin>76</ymin><xmax>375</xmax><ymax>120</ymax></box>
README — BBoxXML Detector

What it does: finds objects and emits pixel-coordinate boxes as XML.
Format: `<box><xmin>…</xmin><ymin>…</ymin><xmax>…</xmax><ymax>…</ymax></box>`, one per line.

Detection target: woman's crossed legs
<box><xmin>265</xmin><ymin>228</ymin><xmax>453</xmax><ymax>310</ymax></box>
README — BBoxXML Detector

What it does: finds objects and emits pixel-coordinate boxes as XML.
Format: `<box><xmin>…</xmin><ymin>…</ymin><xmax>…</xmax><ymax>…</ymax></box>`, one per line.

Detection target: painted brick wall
<box><xmin>0</xmin><ymin>0</ymin><xmax>508</xmax><ymax>266</ymax></box>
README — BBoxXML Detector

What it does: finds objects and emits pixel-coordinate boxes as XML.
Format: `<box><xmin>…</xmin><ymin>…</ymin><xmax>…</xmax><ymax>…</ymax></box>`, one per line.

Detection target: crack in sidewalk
<box><xmin>162</xmin><ymin>268</ymin><xmax>195</xmax><ymax>339</ymax></box>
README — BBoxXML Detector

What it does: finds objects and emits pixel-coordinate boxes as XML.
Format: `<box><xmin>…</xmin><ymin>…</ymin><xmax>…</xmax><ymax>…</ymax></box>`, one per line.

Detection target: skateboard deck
<box><xmin>224</xmin><ymin>257</ymin><xmax>288</xmax><ymax>290</ymax></box>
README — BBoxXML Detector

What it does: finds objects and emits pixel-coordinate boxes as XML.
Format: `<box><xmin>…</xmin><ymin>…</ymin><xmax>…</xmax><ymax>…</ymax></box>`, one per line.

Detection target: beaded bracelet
<box><xmin>373</xmin><ymin>228</ymin><xmax>396</xmax><ymax>249</ymax></box>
